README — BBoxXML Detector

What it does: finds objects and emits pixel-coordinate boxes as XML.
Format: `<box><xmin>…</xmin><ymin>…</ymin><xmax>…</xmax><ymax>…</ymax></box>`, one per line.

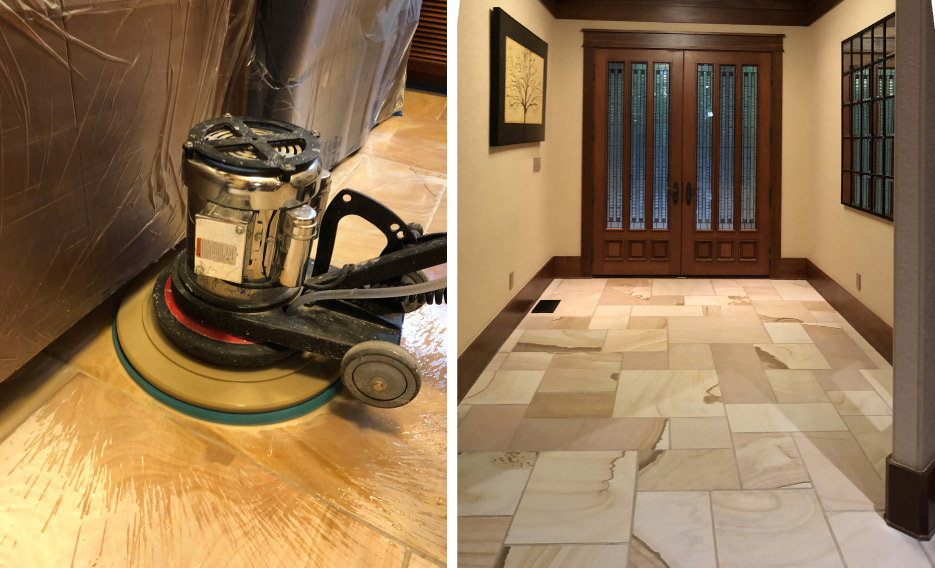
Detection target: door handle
<box><xmin>671</xmin><ymin>182</ymin><xmax>679</xmax><ymax>204</ymax></box>
<box><xmin>685</xmin><ymin>182</ymin><xmax>693</xmax><ymax>205</ymax></box>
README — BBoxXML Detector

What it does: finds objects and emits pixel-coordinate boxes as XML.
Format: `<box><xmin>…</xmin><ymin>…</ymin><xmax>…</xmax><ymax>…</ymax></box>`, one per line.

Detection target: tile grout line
<box><xmin>77</xmin><ymin>373</ymin><xmax>430</xmax><ymax>563</ymax></box>
<box><xmin>497</xmin><ymin>448</ymin><xmax>542</xmax><ymax>561</ymax></box>
<box><xmin>790</xmin><ymin>433</ymin><xmax>850</xmax><ymax>567</ymax></box>
<box><xmin>707</xmin><ymin>490</ymin><xmax>722</xmax><ymax>568</ymax></box>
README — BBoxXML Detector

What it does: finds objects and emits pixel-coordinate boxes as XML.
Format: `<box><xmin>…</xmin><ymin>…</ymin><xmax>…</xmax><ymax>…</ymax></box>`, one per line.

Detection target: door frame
<box><xmin>581</xmin><ymin>30</ymin><xmax>785</xmax><ymax>278</ymax></box>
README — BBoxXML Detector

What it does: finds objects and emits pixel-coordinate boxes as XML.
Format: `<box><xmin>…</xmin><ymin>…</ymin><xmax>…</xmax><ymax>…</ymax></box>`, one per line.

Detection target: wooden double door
<box><xmin>590</xmin><ymin>48</ymin><xmax>773</xmax><ymax>276</ymax></box>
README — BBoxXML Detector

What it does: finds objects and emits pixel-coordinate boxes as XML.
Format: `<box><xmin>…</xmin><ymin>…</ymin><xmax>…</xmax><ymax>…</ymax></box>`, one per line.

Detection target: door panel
<box><xmin>681</xmin><ymin>51</ymin><xmax>771</xmax><ymax>276</ymax></box>
<box><xmin>592</xmin><ymin>49</ymin><xmax>683</xmax><ymax>276</ymax></box>
<box><xmin>590</xmin><ymin>48</ymin><xmax>772</xmax><ymax>277</ymax></box>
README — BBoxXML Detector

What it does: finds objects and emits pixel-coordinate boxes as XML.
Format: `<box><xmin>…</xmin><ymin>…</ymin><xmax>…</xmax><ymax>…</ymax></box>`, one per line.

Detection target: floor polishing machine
<box><xmin>114</xmin><ymin>115</ymin><xmax>447</xmax><ymax>424</ymax></box>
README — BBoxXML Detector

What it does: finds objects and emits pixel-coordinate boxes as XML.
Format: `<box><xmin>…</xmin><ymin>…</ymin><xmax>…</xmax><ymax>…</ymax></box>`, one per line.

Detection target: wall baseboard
<box><xmin>554</xmin><ymin>256</ymin><xmax>583</xmax><ymax>278</ymax></box>
<box><xmin>885</xmin><ymin>455</ymin><xmax>935</xmax><ymax>540</ymax></box>
<box><xmin>779</xmin><ymin>257</ymin><xmax>808</xmax><ymax>279</ymax></box>
<box><xmin>457</xmin><ymin>258</ymin><xmax>556</xmax><ymax>402</ymax></box>
<box><xmin>804</xmin><ymin>259</ymin><xmax>893</xmax><ymax>364</ymax></box>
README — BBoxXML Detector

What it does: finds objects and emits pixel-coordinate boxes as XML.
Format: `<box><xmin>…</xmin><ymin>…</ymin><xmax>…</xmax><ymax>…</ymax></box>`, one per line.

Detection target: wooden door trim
<box><xmin>582</xmin><ymin>46</ymin><xmax>596</xmax><ymax>276</ymax></box>
<box><xmin>580</xmin><ymin>32</ymin><xmax>784</xmax><ymax>278</ymax></box>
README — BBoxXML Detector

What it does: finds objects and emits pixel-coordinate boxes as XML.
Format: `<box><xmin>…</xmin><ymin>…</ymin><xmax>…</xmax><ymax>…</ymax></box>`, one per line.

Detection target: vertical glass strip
<box><xmin>861</xmin><ymin>68</ymin><xmax>871</xmax><ymax>210</ymax></box>
<box><xmin>606</xmin><ymin>63</ymin><xmax>625</xmax><ymax>229</ymax></box>
<box><xmin>884</xmin><ymin>68</ymin><xmax>894</xmax><ymax>217</ymax></box>
<box><xmin>719</xmin><ymin>66</ymin><xmax>736</xmax><ymax>230</ymax></box>
<box><xmin>652</xmin><ymin>63</ymin><xmax>670</xmax><ymax>230</ymax></box>
<box><xmin>851</xmin><ymin>71</ymin><xmax>863</xmax><ymax>205</ymax></box>
<box><xmin>696</xmin><ymin>64</ymin><xmax>714</xmax><ymax>230</ymax></box>
<box><xmin>630</xmin><ymin>63</ymin><xmax>647</xmax><ymax>229</ymax></box>
<box><xmin>741</xmin><ymin>65</ymin><xmax>758</xmax><ymax>230</ymax></box>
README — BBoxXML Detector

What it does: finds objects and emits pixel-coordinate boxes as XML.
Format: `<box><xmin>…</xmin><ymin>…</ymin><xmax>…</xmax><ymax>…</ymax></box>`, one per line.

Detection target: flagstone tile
<box><xmin>637</xmin><ymin>449</ymin><xmax>740</xmax><ymax>490</ymax></box>
<box><xmin>504</xmin><ymin>544</ymin><xmax>628</xmax><ymax>567</ymax></box>
<box><xmin>459</xmin><ymin>452</ymin><xmax>537</xmax><ymax>516</ymax></box>
<box><xmin>734</xmin><ymin>432</ymin><xmax>811</xmax><ymax>489</ymax></box>
<box><xmin>631</xmin><ymin>492</ymin><xmax>716</xmax><ymax>568</ymax></box>
<box><xmin>614</xmin><ymin>370</ymin><xmax>724</xmax><ymax>418</ymax></box>
<box><xmin>507</xmin><ymin>452</ymin><xmax>637</xmax><ymax>545</ymax></box>
<box><xmin>711</xmin><ymin>490</ymin><xmax>843</xmax><ymax>568</ymax></box>
<box><xmin>793</xmin><ymin>431</ymin><xmax>884</xmax><ymax>511</ymax></box>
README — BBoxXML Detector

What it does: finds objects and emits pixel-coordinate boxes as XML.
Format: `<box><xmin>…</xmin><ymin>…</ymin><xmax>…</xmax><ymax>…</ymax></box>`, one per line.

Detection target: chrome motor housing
<box><xmin>181</xmin><ymin>115</ymin><xmax>331</xmax><ymax>306</ymax></box>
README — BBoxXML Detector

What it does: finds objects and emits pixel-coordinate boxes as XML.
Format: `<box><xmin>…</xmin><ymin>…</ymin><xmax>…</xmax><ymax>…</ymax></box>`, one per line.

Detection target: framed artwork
<box><xmin>490</xmin><ymin>8</ymin><xmax>548</xmax><ymax>146</ymax></box>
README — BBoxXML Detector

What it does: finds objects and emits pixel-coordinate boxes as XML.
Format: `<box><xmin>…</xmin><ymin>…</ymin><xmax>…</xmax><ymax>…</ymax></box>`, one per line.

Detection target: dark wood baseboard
<box><xmin>457</xmin><ymin>258</ymin><xmax>556</xmax><ymax>402</ymax></box>
<box><xmin>779</xmin><ymin>257</ymin><xmax>808</xmax><ymax>279</ymax></box>
<box><xmin>553</xmin><ymin>256</ymin><xmax>583</xmax><ymax>278</ymax></box>
<box><xmin>805</xmin><ymin>259</ymin><xmax>893</xmax><ymax>364</ymax></box>
<box><xmin>885</xmin><ymin>455</ymin><xmax>935</xmax><ymax>540</ymax></box>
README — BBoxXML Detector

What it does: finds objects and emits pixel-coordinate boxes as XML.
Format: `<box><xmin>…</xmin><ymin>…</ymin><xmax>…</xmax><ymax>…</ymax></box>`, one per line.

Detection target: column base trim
<box><xmin>884</xmin><ymin>454</ymin><xmax>935</xmax><ymax>540</ymax></box>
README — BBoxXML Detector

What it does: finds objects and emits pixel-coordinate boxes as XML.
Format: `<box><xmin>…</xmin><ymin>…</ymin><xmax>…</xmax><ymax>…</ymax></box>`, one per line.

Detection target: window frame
<box><xmin>841</xmin><ymin>13</ymin><xmax>896</xmax><ymax>222</ymax></box>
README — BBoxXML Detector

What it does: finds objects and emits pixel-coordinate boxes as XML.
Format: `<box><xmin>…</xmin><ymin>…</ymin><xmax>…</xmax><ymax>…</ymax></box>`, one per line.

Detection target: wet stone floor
<box><xmin>456</xmin><ymin>277</ymin><xmax>935</xmax><ymax>568</ymax></box>
<box><xmin>0</xmin><ymin>90</ymin><xmax>447</xmax><ymax>568</ymax></box>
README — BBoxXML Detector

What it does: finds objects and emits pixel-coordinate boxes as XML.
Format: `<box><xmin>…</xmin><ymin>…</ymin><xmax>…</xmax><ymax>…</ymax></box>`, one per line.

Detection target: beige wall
<box><xmin>457</xmin><ymin>0</ymin><xmax>558</xmax><ymax>353</ymax></box>
<box><xmin>458</xmin><ymin>0</ymin><xmax>897</xmax><ymax>353</ymax></box>
<box><xmin>807</xmin><ymin>0</ymin><xmax>896</xmax><ymax>324</ymax></box>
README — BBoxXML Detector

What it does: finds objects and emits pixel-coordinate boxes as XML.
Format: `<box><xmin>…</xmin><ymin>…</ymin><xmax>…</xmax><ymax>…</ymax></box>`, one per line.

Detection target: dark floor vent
<box><xmin>531</xmin><ymin>300</ymin><xmax>560</xmax><ymax>313</ymax></box>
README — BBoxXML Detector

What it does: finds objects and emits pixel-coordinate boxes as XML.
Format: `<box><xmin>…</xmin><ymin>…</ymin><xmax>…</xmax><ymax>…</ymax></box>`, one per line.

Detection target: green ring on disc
<box><xmin>112</xmin><ymin>322</ymin><xmax>342</xmax><ymax>426</ymax></box>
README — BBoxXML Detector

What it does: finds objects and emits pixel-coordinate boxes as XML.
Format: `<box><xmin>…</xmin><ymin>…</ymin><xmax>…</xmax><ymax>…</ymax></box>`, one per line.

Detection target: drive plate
<box><xmin>114</xmin><ymin>273</ymin><xmax>341</xmax><ymax>424</ymax></box>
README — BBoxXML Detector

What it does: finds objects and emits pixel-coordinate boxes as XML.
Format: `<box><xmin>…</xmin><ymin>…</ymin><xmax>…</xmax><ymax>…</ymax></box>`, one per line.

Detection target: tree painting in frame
<box><xmin>490</xmin><ymin>8</ymin><xmax>548</xmax><ymax>146</ymax></box>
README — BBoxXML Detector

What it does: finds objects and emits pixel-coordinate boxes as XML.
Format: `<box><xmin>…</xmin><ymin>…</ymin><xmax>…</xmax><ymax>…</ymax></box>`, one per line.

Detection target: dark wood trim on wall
<box><xmin>805</xmin><ymin>259</ymin><xmax>894</xmax><ymax>363</ymax></box>
<box><xmin>540</xmin><ymin>0</ymin><xmax>844</xmax><ymax>27</ymax></box>
<box><xmin>538</xmin><ymin>0</ymin><xmax>559</xmax><ymax>18</ymax></box>
<box><xmin>768</xmin><ymin>49</ymin><xmax>784</xmax><ymax>278</ymax></box>
<box><xmin>554</xmin><ymin>256</ymin><xmax>584</xmax><ymax>278</ymax></box>
<box><xmin>580</xmin><ymin>31</ymin><xmax>784</xmax><ymax>279</ymax></box>
<box><xmin>581</xmin><ymin>45</ymin><xmax>596</xmax><ymax>278</ymax></box>
<box><xmin>582</xmin><ymin>31</ymin><xmax>785</xmax><ymax>52</ymax></box>
<box><xmin>779</xmin><ymin>257</ymin><xmax>808</xmax><ymax>279</ymax></box>
<box><xmin>457</xmin><ymin>259</ymin><xmax>556</xmax><ymax>402</ymax></box>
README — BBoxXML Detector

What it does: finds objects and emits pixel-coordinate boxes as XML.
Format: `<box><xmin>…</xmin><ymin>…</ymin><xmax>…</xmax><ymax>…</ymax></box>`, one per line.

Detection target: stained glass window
<box><xmin>842</xmin><ymin>13</ymin><xmax>895</xmax><ymax>221</ymax></box>
<box><xmin>696</xmin><ymin>64</ymin><xmax>714</xmax><ymax>230</ymax></box>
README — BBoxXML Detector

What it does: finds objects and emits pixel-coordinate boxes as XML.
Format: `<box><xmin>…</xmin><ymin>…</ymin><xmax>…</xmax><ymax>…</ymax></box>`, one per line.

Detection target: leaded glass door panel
<box><xmin>681</xmin><ymin>51</ymin><xmax>771</xmax><ymax>276</ymax></box>
<box><xmin>591</xmin><ymin>49</ymin><xmax>684</xmax><ymax>276</ymax></box>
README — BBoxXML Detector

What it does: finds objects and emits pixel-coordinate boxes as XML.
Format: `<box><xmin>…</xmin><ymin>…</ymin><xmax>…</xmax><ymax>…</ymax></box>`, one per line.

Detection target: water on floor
<box><xmin>0</xmin><ymin>89</ymin><xmax>447</xmax><ymax>568</ymax></box>
<box><xmin>457</xmin><ymin>277</ymin><xmax>933</xmax><ymax>568</ymax></box>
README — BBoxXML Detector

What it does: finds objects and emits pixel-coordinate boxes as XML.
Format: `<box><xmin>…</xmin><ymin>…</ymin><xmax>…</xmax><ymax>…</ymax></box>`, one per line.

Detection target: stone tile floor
<box><xmin>0</xmin><ymin>89</ymin><xmax>447</xmax><ymax>567</ymax></box>
<box><xmin>457</xmin><ymin>277</ymin><xmax>933</xmax><ymax>568</ymax></box>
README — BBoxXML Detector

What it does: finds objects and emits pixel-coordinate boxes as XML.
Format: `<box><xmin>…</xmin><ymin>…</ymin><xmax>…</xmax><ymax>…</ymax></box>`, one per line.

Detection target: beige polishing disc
<box><xmin>115</xmin><ymin>273</ymin><xmax>340</xmax><ymax>413</ymax></box>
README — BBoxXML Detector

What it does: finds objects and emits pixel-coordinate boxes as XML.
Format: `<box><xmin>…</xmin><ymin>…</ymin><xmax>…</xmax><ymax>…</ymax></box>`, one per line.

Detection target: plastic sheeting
<box><xmin>0</xmin><ymin>0</ymin><xmax>418</xmax><ymax>382</ymax></box>
<box><xmin>246</xmin><ymin>0</ymin><xmax>420</xmax><ymax>168</ymax></box>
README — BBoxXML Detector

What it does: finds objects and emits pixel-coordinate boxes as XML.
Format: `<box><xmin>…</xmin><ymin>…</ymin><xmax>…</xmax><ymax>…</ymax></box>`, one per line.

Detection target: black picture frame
<box><xmin>490</xmin><ymin>8</ymin><xmax>548</xmax><ymax>146</ymax></box>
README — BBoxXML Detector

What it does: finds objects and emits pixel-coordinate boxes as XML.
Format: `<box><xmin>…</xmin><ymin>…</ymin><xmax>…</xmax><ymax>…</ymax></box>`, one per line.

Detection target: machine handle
<box><xmin>686</xmin><ymin>182</ymin><xmax>693</xmax><ymax>205</ymax></box>
<box><xmin>671</xmin><ymin>181</ymin><xmax>679</xmax><ymax>204</ymax></box>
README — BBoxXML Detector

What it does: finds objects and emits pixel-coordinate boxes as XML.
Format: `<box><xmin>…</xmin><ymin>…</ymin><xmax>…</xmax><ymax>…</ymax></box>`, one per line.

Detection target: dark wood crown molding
<box><xmin>540</xmin><ymin>0</ymin><xmax>845</xmax><ymax>27</ymax></box>
<box><xmin>582</xmin><ymin>30</ymin><xmax>785</xmax><ymax>52</ymax></box>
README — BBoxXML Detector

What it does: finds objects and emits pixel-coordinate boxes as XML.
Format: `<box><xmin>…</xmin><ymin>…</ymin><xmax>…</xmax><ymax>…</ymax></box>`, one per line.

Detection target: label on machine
<box><xmin>194</xmin><ymin>217</ymin><xmax>247</xmax><ymax>283</ymax></box>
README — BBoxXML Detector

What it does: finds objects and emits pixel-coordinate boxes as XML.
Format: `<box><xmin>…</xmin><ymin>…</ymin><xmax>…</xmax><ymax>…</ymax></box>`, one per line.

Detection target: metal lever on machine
<box><xmin>312</xmin><ymin>189</ymin><xmax>420</xmax><ymax>278</ymax></box>
<box><xmin>671</xmin><ymin>181</ymin><xmax>679</xmax><ymax>204</ymax></box>
<box><xmin>685</xmin><ymin>182</ymin><xmax>693</xmax><ymax>205</ymax></box>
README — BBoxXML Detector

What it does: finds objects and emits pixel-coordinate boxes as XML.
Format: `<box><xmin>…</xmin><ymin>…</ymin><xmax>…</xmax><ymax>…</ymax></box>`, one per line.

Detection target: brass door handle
<box><xmin>686</xmin><ymin>182</ymin><xmax>693</xmax><ymax>205</ymax></box>
<box><xmin>671</xmin><ymin>182</ymin><xmax>679</xmax><ymax>204</ymax></box>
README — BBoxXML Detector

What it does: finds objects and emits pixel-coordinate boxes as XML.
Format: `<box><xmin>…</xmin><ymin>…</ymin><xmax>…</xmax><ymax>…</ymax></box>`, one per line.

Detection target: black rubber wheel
<box><xmin>401</xmin><ymin>270</ymin><xmax>429</xmax><ymax>313</ymax></box>
<box><xmin>340</xmin><ymin>341</ymin><xmax>421</xmax><ymax>408</ymax></box>
<box><xmin>153</xmin><ymin>269</ymin><xmax>296</xmax><ymax>368</ymax></box>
